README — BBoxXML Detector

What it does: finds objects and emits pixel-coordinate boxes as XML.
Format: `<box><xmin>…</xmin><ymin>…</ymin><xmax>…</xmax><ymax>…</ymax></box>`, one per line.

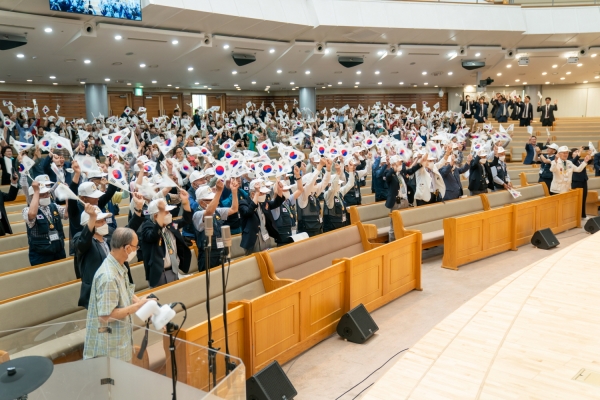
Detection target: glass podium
<box><xmin>0</xmin><ymin>319</ymin><xmax>245</xmax><ymax>399</ymax></box>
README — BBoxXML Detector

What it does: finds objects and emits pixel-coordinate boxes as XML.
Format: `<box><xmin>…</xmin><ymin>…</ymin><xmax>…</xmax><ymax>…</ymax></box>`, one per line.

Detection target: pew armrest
<box><xmin>255</xmin><ymin>252</ymin><xmax>295</xmax><ymax>292</ymax></box>
<box><xmin>362</xmin><ymin>223</ymin><xmax>378</xmax><ymax>240</ymax></box>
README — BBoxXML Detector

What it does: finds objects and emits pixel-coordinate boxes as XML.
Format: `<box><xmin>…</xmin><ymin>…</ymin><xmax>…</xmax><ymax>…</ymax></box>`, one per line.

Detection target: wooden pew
<box><xmin>584</xmin><ymin>177</ymin><xmax>600</xmax><ymax>217</ymax></box>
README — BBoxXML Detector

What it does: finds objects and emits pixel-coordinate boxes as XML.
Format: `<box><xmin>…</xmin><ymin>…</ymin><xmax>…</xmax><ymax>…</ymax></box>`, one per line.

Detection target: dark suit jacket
<box><xmin>0</xmin><ymin>185</ymin><xmax>18</xmax><ymax>234</ymax></box>
<box><xmin>468</xmin><ymin>156</ymin><xmax>495</xmax><ymax>192</ymax></box>
<box><xmin>570</xmin><ymin>156</ymin><xmax>588</xmax><ymax>182</ymax></box>
<box><xmin>537</xmin><ymin>104</ymin><xmax>558</xmax><ymax>123</ymax></box>
<box><xmin>460</xmin><ymin>100</ymin><xmax>474</xmax><ymax>116</ymax></box>
<box><xmin>519</xmin><ymin>102</ymin><xmax>534</xmax><ymax>119</ymax></box>
<box><xmin>138</xmin><ymin>210</ymin><xmax>193</xmax><ymax>287</ymax></box>
<box><xmin>41</xmin><ymin>156</ymin><xmax>72</xmax><ymax>185</ymax></box>
<box><xmin>0</xmin><ymin>157</ymin><xmax>16</xmax><ymax>185</ymax></box>
<box><xmin>384</xmin><ymin>163</ymin><xmax>421</xmax><ymax>209</ymax></box>
<box><xmin>74</xmin><ymin>212</ymin><xmax>145</xmax><ymax>308</ymax></box>
<box><xmin>239</xmin><ymin>195</ymin><xmax>285</xmax><ymax>250</ymax></box>
<box><xmin>439</xmin><ymin>163</ymin><xmax>469</xmax><ymax>200</ymax></box>
<box><xmin>473</xmin><ymin>103</ymin><xmax>488</xmax><ymax>122</ymax></box>
<box><xmin>594</xmin><ymin>153</ymin><xmax>600</xmax><ymax>176</ymax></box>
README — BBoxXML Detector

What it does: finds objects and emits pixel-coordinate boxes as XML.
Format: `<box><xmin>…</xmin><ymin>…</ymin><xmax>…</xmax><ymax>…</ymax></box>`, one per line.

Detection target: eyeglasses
<box><xmin>129</xmin><ymin>245</ymin><xmax>140</xmax><ymax>250</ymax></box>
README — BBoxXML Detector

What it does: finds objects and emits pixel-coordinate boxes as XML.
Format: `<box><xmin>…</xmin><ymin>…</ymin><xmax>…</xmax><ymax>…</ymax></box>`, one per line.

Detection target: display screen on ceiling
<box><xmin>50</xmin><ymin>0</ymin><xmax>142</xmax><ymax>21</ymax></box>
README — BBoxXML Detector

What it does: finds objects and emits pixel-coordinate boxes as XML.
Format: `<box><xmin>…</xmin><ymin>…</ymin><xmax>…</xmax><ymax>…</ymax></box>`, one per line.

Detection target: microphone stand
<box><xmin>220</xmin><ymin>226</ymin><xmax>237</xmax><ymax>375</ymax></box>
<box><xmin>203</xmin><ymin>216</ymin><xmax>218</xmax><ymax>390</ymax></box>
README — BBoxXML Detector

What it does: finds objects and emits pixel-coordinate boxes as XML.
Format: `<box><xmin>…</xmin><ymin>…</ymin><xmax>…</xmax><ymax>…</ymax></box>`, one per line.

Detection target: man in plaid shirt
<box><xmin>83</xmin><ymin>227</ymin><xmax>148</xmax><ymax>362</ymax></box>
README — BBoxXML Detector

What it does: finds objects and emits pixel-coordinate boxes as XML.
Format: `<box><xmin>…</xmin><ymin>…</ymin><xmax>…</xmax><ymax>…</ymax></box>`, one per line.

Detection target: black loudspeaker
<box><xmin>336</xmin><ymin>303</ymin><xmax>379</xmax><ymax>344</ymax></box>
<box><xmin>338</xmin><ymin>56</ymin><xmax>364</xmax><ymax>68</ymax></box>
<box><xmin>246</xmin><ymin>360</ymin><xmax>297</xmax><ymax>400</ymax></box>
<box><xmin>584</xmin><ymin>217</ymin><xmax>600</xmax><ymax>234</ymax></box>
<box><xmin>531</xmin><ymin>228</ymin><xmax>559</xmax><ymax>249</ymax></box>
<box><xmin>232</xmin><ymin>53</ymin><xmax>256</xmax><ymax>67</ymax></box>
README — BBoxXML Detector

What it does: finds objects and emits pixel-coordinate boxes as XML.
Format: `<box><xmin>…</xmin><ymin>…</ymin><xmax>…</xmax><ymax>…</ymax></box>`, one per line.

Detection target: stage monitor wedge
<box><xmin>232</xmin><ymin>53</ymin><xmax>256</xmax><ymax>67</ymax></box>
<box><xmin>338</xmin><ymin>56</ymin><xmax>363</xmax><ymax>68</ymax></box>
<box><xmin>531</xmin><ymin>228</ymin><xmax>559</xmax><ymax>250</ymax></box>
<box><xmin>0</xmin><ymin>34</ymin><xmax>26</xmax><ymax>51</ymax></box>
<box><xmin>246</xmin><ymin>360</ymin><xmax>297</xmax><ymax>400</ymax></box>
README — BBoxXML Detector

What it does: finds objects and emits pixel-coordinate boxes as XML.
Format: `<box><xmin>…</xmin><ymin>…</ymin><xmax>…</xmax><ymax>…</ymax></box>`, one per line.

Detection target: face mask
<box><xmin>23</xmin><ymin>124</ymin><xmax>29</xmax><ymax>129</ymax></box>
<box><xmin>499</xmin><ymin>156</ymin><xmax>506</xmax><ymax>162</ymax></box>
<box><xmin>453</xmin><ymin>150</ymin><xmax>459</xmax><ymax>156</ymax></box>
<box><xmin>163</xmin><ymin>213</ymin><xmax>173</xmax><ymax>226</ymax></box>
<box><xmin>127</xmin><ymin>248</ymin><xmax>137</xmax><ymax>263</ymax></box>
<box><xmin>90</xmin><ymin>140</ymin><xmax>95</xmax><ymax>145</ymax></box>
<box><xmin>283</xmin><ymin>191</ymin><xmax>291</xmax><ymax>200</ymax></box>
<box><xmin>153</xmin><ymin>151</ymin><xmax>159</xmax><ymax>157</ymax></box>
<box><xmin>479</xmin><ymin>158</ymin><xmax>486</xmax><ymax>164</ymax></box>
<box><xmin>96</xmin><ymin>224</ymin><xmax>109</xmax><ymax>236</ymax></box>
<box><xmin>257</xmin><ymin>194</ymin><xmax>266</xmax><ymax>203</ymax></box>
<box><xmin>39</xmin><ymin>197</ymin><xmax>51</xmax><ymax>206</ymax></box>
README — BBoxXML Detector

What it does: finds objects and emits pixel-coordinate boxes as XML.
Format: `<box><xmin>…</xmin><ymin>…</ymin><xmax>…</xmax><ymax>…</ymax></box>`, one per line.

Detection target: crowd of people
<box><xmin>0</xmin><ymin>94</ymin><xmax>595</xmax><ymax>360</ymax></box>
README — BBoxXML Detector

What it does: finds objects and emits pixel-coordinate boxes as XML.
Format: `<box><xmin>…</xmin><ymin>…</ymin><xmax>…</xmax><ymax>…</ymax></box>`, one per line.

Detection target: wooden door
<box><xmin>160</xmin><ymin>94</ymin><xmax>182</xmax><ymax>119</ymax></box>
<box><xmin>143</xmin><ymin>95</ymin><xmax>161</xmax><ymax>119</ymax></box>
<box><xmin>108</xmin><ymin>93</ymin><xmax>130</xmax><ymax>116</ymax></box>
<box><xmin>206</xmin><ymin>94</ymin><xmax>225</xmax><ymax>113</ymax></box>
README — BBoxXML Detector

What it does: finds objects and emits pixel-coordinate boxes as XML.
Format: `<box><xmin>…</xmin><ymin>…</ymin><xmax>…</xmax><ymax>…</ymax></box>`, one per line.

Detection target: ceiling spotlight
<box><xmin>577</xmin><ymin>63</ymin><xmax>583</xmax><ymax>67</ymax></box>
<box><xmin>338</xmin><ymin>82</ymin><xmax>342</xmax><ymax>85</ymax></box>
<box><xmin>399</xmin><ymin>82</ymin><xmax>404</xmax><ymax>85</ymax></box>
<box><xmin>114</xmin><ymin>35</ymin><xmax>122</xmax><ymax>40</ymax></box>
<box><xmin>595</xmin><ymin>76</ymin><xmax>600</xmax><ymax>79</ymax></box>
<box><xmin>188</xmin><ymin>67</ymin><xmax>194</xmax><ymax>71</ymax></box>
<box><xmin>126</xmin><ymin>83</ymin><xmax>131</xmax><ymax>85</ymax></box>
<box><xmin>234</xmin><ymin>84</ymin><xmax>238</xmax><ymax>86</ymax></box>
<box><xmin>448</xmin><ymin>52</ymin><xmax>457</xmax><ymax>60</ymax></box>
<box><xmin>448</xmin><ymin>72</ymin><xmax>453</xmax><ymax>75</ymax></box>
<box><xmin>0</xmin><ymin>81</ymin><xmax>4</xmax><ymax>83</ymax></box>
<box><xmin>545</xmin><ymin>81</ymin><xmax>550</xmax><ymax>84</ymax></box>
<box><xmin>251</xmin><ymin>81</ymin><xmax>256</xmax><ymax>84</ymax></box>
<box><xmin>422</xmin><ymin>71</ymin><xmax>427</xmax><ymax>75</ymax></box>
<box><xmin>152</xmin><ymin>80</ymin><xmax>157</xmax><ymax>83</ymax></box>
<box><xmin>542</xmin><ymin>72</ymin><xmax>547</xmax><ymax>75</ymax></box>
<box><xmin>167</xmin><ymin>84</ymin><xmax>172</xmax><ymax>87</ymax></box>
<box><xmin>105</xmin><ymin>78</ymin><xmax>110</xmax><ymax>81</ymax></box>
<box><xmin>80</xmin><ymin>81</ymin><xmax>86</xmax><ymax>84</ymax></box>
<box><xmin>324</xmin><ymin>49</ymin><xmax>330</xmax><ymax>54</ymax></box>
<box><xmin>232</xmin><ymin>71</ymin><xmax>237</xmax><ymax>74</ymax></box>
<box><xmin>194</xmin><ymin>82</ymin><xmax>199</xmax><ymax>85</ymax></box>
<box><xmin>475</xmin><ymin>52</ymin><xmax>481</xmax><ymax>57</ymax></box>
<box><xmin>515</xmin><ymin>79</ymin><xmax>520</xmax><ymax>82</ymax></box>
<box><xmin>497</xmin><ymin>73</ymin><xmax>502</xmax><ymax>76</ymax></box>
<box><xmin>354</xmin><ymin>86</ymin><xmax>358</xmax><ymax>88</ymax></box>
<box><xmin>377</xmin><ymin>50</ymin><xmax>384</xmax><ymax>56</ymax></box>
<box><xmin>292</xmin><ymin>88</ymin><xmax>296</xmax><ymax>91</ymax></box>
<box><xmin>44</xmin><ymin>27</ymin><xmax>53</xmax><ymax>33</ymax></box>
<box><xmin>505</xmin><ymin>84</ymin><xmax>509</xmax><ymax>87</ymax></box>
<box><xmin>583</xmin><ymin>80</ymin><xmax>588</xmax><ymax>83</ymax></box>
<box><xmin>327</xmin><ymin>84</ymin><xmax>332</xmax><ymax>87</ymax></box>
<box><xmin>560</xmin><ymin>77</ymin><xmax>565</xmax><ymax>80</ymax></box>
<box><xmin>290</xmin><ymin>81</ymin><xmax>295</xmax><ymax>85</ymax></box>
<box><xmin>322</xmin><ymin>86</ymin><xmax>326</xmax><ymax>89</ymax></box>
<box><xmin>223</xmin><ymin>44</ymin><xmax>229</xmax><ymax>49</ymax></box>
<box><xmin>140</xmin><ymin>63</ymin><xmax>146</xmax><ymax>68</ymax></box>
<box><xmin>424</xmin><ymin>82</ymin><xmax>428</xmax><ymax>85</ymax></box>
<box><xmin>305</xmin><ymin>70</ymin><xmax>310</xmax><ymax>74</ymax></box>
<box><xmin>27</xmin><ymin>79</ymin><xmax>32</xmax><ymax>82</ymax></box>
<box><xmin>523</xmin><ymin>82</ymin><xmax>527</xmax><ymax>84</ymax></box>
<box><xmin>16</xmin><ymin>54</ymin><xmax>24</xmax><ymax>58</ymax></box>
<box><xmin>277</xmin><ymin>69</ymin><xmax>282</xmax><ymax>74</ymax></box>
<box><xmin>172</xmin><ymin>40</ymin><xmax>179</xmax><ymax>45</ymax></box>
<box><xmin>506</xmin><ymin>64</ymin><xmax>512</xmax><ymax>68</ymax></box>
<box><xmin>84</xmin><ymin>59</ymin><xmax>91</xmax><ymax>64</ymax></box>
<box><xmin>140</xmin><ymin>86</ymin><xmax>144</xmax><ymax>88</ymax></box>
<box><xmin>592</xmin><ymin>54</ymin><xmax>597</xmax><ymax>58</ymax></box>
<box><xmin>378</xmin><ymin>82</ymin><xmax>382</xmax><ymax>85</ymax></box>
<box><xmin>53</xmin><ymin>82</ymin><xmax>57</xmax><ymax>85</ymax></box>
<box><xmin>567</xmin><ymin>71</ymin><xmax>572</xmax><ymax>75</ymax></box>
<box><xmin>375</xmin><ymin>71</ymin><xmax>380</xmax><ymax>75</ymax></box>
<box><xmin>269</xmin><ymin>49</ymin><xmax>275</xmax><ymax>53</ymax></box>
<box><xmin>175</xmin><ymin>86</ymin><xmax>179</xmax><ymax>89</ymax></box>
<box><xmin>355</xmin><ymin>81</ymin><xmax>360</xmax><ymax>84</ymax></box>
<box><xmin>356</xmin><ymin>71</ymin><xmax>361</xmax><ymax>75</ymax></box>
<box><xmin>208</xmin><ymin>88</ymin><xmax>212</xmax><ymax>90</ymax></box>
<box><xmin>49</xmin><ymin>76</ymin><xmax>56</xmax><ymax>79</ymax></box>
<box><xmin>552</xmin><ymin>64</ymin><xmax>558</xmax><ymax>68</ymax></box>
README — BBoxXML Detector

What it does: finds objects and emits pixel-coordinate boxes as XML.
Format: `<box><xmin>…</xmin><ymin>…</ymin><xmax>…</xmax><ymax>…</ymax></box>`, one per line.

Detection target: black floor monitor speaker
<box><xmin>336</xmin><ymin>303</ymin><xmax>379</xmax><ymax>344</ymax></box>
<box><xmin>531</xmin><ymin>228</ymin><xmax>559</xmax><ymax>249</ymax></box>
<box><xmin>584</xmin><ymin>216</ymin><xmax>600</xmax><ymax>234</ymax></box>
<box><xmin>246</xmin><ymin>360</ymin><xmax>297</xmax><ymax>400</ymax></box>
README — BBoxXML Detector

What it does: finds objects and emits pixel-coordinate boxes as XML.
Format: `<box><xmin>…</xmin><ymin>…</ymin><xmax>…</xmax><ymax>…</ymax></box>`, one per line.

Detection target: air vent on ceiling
<box><xmin>64</xmin><ymin>59</ymin><xmax>76</xmax><ymax>63</ymax></box>
<box><xmin>128</xmin><ymin>37</ymin><xmax>168</xmax><ymax>43</ymax></box>
<box><xmin>115</xmin><ymin>80</ymin><xmax>126</xmax><ymax>83</ymax></box>
<box><xmin>408</xmin><ymin>52</ymin><xmax>440</xmax><ymax>56</ymax></box>
<box><xmin>289</xmin><ymin>71</ymin><xmax>297</xmax><ymax>74</ymax></box>
<box><xmin>210</xmin><ymin>69</ymin><xmax>220</xmax><ymax>72</ymax></box>
<box><xmin>210</xmin><ymin>83</ymin><xmax>219</xmax><ymax>86</ymax></box>
<box><xmin>337</xmin><ymin>51</ymin><xmax>370</xmax><ymax>55</ymax></box>
<box><xmin>0</xmin><ymin>23</ymin><xmax>34</xmax><ymax>30</ymax></box>
<box><xmin>112</xmin><ymin>62</ymin><xmax>122</xmax><ymax>66</ymax></box>
<box><xmin>530</xmin><ymin>55</ymin><xmax>559</xmax><ymax>58</ymax></box>
<box><xmin>334</xmin><ymin>71</ymin><xmax>342</xmax><ymax>74</ymax></box>
<box><xmin>238</xmin><ymin>71</ymin><xmax>247</xmax><ymax>74</ymax></box>
<box><xmin>430</xmin><ymin>71</ymin><xmax>444</xmax><ymax>76</ymax></box>
<box><xmin>234</xmin><ymin>47</ymin><xmax>264</xmax><ymax>52</ymax></box>
<box><xmin>272</xmin><ymin>82</ymin><xmax>280</xmax><ymax>85</ymax></box>
<box><xmin>148</xmin><ymin>65</ymin><xmax>159</xmax><ymax>68</ymax></box>
<box><xmin>391</xmin><ymin>71</ymin><xmax>399</xmax><ymax>74</ymax></box>
<box><xmin>316</xmin><ymin>82</ymin><xmax>325</xmax><ymax>85</ymax></box>
<box><xmin>126</xmin><ymin>52</ymin><xmax>134</xmax><ymax>56</ymax></box>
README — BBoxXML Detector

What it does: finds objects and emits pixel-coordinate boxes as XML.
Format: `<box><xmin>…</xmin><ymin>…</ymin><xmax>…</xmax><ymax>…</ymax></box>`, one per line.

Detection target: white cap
<box><xmin>189</xmin><ymin>170</ymin><xmax>206</xmax><ymax>184</ymax></box>
<box><xmin>427</xmin><ymin>154</ymin><xmax>437</xmax><ymax>161</ymax></box>
<box><xmin>496</xmin><ymin>146</ymin><xmax>505</xmax><ymax>154</ymax></box>
<box><xmin>204</xmin><ymin>168</ymin><xmax>215</xmax><ymax>176</ymax></box>
<box><xmin>389</xmin><ymin>155</ymin><xmax>400</xmax><ymax>164</ymax></box>
<box><xmin>558</xmin><ymin>145</ymin><xmax>569</xmax><ymax>153</ymax></box>
<box><xmin>477</xmin><ymin>149</ymin><xmax>488</xmax><ymax>158</ymax></box>
<box><xmin>548</xmin><ymin>143</ymin><xmax>559</xmax><ymax>151</ymax></box>
<box><xmin>34</xmin><ymin>175</ymin><xmax>54</xmax><ymax>186</ymax></box>
<box><xmin>195</xmin><ymin>185</ymin><xmax>215</xmax><ymax>200</ymax></box>
<box><xmin>380</xmin><ymin>156</ymin><xmax>387</xmax><ymax>163</ymax></box>
<box><xmin>78</xmin><ymin>182</ymin><xmax>104</xmax><ymax>198</ymax></box>
<box><xmin>86</xmin><ymin>170</ymin><xmax>107</xmax><ymax>180</ymax></box>
<box><xmin>80</xmin><ymin>206</ymin><xmax>112</xmax><ymax>226</ymax></box>
<box><xmin>452</xmin><ymin>143</ymin><xmax>459</xmax><ymax>149</ymax></box>
<box><xmin>249</xmin><ymin>178</ymin><xmax>270</xmax><ymax>193</ymax></box>
<box><xmin>147</xmin><ymin>199</ymin><xmax>176</xmax><ymax>215</ymax></box>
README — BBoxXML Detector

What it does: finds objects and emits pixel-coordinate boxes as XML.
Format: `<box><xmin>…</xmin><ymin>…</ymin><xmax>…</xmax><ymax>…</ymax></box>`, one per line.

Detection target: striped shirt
<box><xmin>83</xmin><ymin>254</ymin><xmax>135</xmax><ymax>362</ymax></box>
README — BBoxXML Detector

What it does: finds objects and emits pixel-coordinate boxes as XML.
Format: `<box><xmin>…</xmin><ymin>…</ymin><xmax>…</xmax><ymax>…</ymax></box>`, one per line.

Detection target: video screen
<box><xmin>50</xmin><ymin>0</ymin><xmax>142</xmax><ymax>21</ymax></box>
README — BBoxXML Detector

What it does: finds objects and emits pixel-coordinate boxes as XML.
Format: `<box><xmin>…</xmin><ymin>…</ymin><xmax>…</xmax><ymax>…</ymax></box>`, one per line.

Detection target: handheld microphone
<box><xmin>205</xmin><ymin>215</ymin><xmax>213</xmax><ymax>246</ymax></box>
<box><xmin>221</xmin><ymin>225</ymin><xmax>232</xmax><ymax>257</ymax></box>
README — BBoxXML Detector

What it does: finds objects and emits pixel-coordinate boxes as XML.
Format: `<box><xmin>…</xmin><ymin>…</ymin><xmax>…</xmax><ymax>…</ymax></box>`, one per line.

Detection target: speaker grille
<box><xmin>249</xmin><ymin>361</ymin><xmax>297</xmax><ymax>400</ymax></box>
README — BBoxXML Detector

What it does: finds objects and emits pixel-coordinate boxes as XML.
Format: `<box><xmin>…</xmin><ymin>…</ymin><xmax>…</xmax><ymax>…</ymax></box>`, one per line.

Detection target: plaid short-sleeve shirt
<box><xmin>83</xmin><ymin>254</ymin><xmax>135</xmax><ymax>362</ymax></box>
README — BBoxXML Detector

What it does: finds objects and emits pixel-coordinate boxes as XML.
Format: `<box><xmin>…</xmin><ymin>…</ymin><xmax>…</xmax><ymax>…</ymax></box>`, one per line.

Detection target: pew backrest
<box><xmin>485</xmin><ymin>184</ymin><xmax>546</xmax><ymax>209</ymax></box>
<box><xmin>349</xmin><ymin>202</ymin><xmax>388</xmax><ymax>229</ymax></box>
<box><xmin>400</xmin><ymin>196</ymin><xmax>485</xmax><ymax>233</ymax></box>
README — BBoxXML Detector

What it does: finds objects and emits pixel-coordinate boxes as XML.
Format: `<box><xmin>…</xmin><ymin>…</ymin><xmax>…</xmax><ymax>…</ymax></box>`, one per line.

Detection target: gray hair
<box><xmin>110</xmin><ymin>227</ymin><xmax>136</xmax><ymax>250</ymax></box>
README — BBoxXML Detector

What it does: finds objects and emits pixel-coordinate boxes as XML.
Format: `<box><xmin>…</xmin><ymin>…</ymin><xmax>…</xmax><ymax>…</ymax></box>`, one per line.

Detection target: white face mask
<box><xmin>152</xmin><ymin>151</ymin><xmax>159</xmax><ymax>157</ymax></box>
<box><xmin>283</xmin><ymin>191</ymin><xmax>291</xmax><ymax>200</ymax></box>
<box><xmin>499</xmin><ymin>156</ymin><xmax>506</xmax><ymax>162</ymax></box>
<box><xmin>23</xmin><ymin>124</ymin><xmax>29</xmax><ymax>129</ymax></box>
<box><xmin>257</xmin><ymin>194</ymin><xmax>266</xmax><ymax>203</ymax></box>
<box><xmin>127</xmin><ymin>248</ymin><xmax>137</xmax><ymax>263</ymax></box>
<box><xmin>163</xmin><ymin>213</ymin><xmax>173</xmax><ymax>226</ymax></box>
<box><xmin>453</xmin><ymin>150</ymin><xmax>459</xmax><ymax>156</ymax></box>
<box><xmin>96</xmin><ymin>224</ymin><xmax>109</xmax><ymax>236</ymax></box>
<box><xmin>39</xmin><ymin>197</ymin><xmax>51</xmax><ymax>206</ymax></box>
<box><xmin>479</xmin><ymin>158</ymin><xmax>486</xmax><ymax>164</ymax></box>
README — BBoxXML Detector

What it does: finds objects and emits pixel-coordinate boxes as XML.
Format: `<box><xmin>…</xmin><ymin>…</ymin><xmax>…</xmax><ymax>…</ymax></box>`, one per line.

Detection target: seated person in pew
<box><xmin>240</xmin><ymin>178</ymin><xmax>285</xmax><ymax>255</ymax></box>
<box><xmin>84</xmin><ymin>227</ymin><xmax>149</xmax><ymax>363</ymax></box>
<box><xmin>385</xmin><ymin>155</ymin><xmax>417</xmax><ymax>241</ymax></box>
<box><xmin>549</xmin><ymin>146</ymin><xmax>590</xmax><ymax>196</ymax></box>
<box><xmin>23</xmin><ymin>177</ymin><xmax>69</xmax><ymax>266</ymax></box>
<box><xmin>0</xmin><ymin>170</ymin><xmax>19</xmax><ymax>236</ymax></box>
<box><xmin>538</xmin><ymin>143</ymin><xmax>559</xmax><ymax>194</ymax></box>
<box><xmin>489</xmin><ymin>146</ymin><xmax>513</xmax><ymax>191</ymax></box>
<box><xmin>414</xmin><ymin>152</ymin><xmax>445</xmax><ymax>206</ymax></box>
<box><xmin>569</xmin><ymin>147</ymin><xmax>589</xmax><ymax>219</ymax></box>
<box><xmin>75</xmin><ymin>193</ymin><xmax>147</xmax><ymax>308</ymax></box>
<box><xmin>296</xmin><ymin>157</ymin><xmax>331</xmax><ymax>237</ymax></box>
<box><xmin>323</xmin><ymin>159</ymin><xmax>354</xmax><ymax>233</ymax></box>
<box><xmin>271</xmin><ymin>165</ymin><xmax>303</xmax><ymax>242</ymax></box>
<box><xmin>138</xmin><ymin>191</ymin><xmax>193</xmax><ymax>288</ymax></box>
<box><xmin>192</xmin><ymin>178</ymin><xmax>239</xmax><ymax>271</ymax></box>
<box><xmin>468</xmin><ymin>150</ymin><xmax>495</xmax><ymax>195</ymax></box>
<box><xmin>438</xmin><ymin>146</ymin><xmax>471</xmax><ymax>201</ymax></box>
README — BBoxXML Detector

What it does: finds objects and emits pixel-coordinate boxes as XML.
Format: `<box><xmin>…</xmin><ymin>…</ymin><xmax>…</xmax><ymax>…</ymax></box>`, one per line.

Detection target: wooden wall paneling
<box><xmin>0</xmin><ymin>92</ymin><xmax>87</xmax><ymax>121</ymax></box>
<box><xmin>182</xmin><ymin>94</ymin><xmax>192</xmax><ymax>115</ymax></box>
<box><xmin>207</xmin><ymin>94</ymin><xmax>225</xmax><ymax>111</ymax></box>
<box><xmin>160</xmin><ymin>94</ymin><xmax>183</xmax><ymax>119</ymax></box>
<box><xmin>142</xmin><ymin>94</ymin><xmax>161</xmax><ymax>119</ymax></box>
<box><xmin>316</xmin><ymin>93</ymin><xmax>448</xmax><ymax>114</ymax></box>
<box><xmin>108</xmin><ymin>92</ymin><xmax>130</xmax><ymax>116</ymax></box>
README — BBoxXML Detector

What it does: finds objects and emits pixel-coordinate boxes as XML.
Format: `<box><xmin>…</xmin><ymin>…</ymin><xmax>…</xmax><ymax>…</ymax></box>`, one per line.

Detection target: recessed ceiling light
<box><xmin>49</xmin><ymin>76</ymin><xmax>56</xmax><ymax>79</ymax></box>
<box><xmin>0</xmin><ymin>81</ymin><xmax>4</xmax><ymax>83</ymax></box>
<box><xmin>80</xmin><ymin>81</ymin><xmax>86</xmax><ymax>84</ymax></box>
<box><xmin>290</xmin><ymin>82</ymin><xmax>294</xmax><ymax>85</ymax></box>
<box><xmin>448</xmin><ymin>72</ymin><xmax>453</xmax><ymax>75</ymax></box>
<box><xmin>152</xmin><ymin>80</ymin><xmax>157</xmax><ymax>83</ymax></box>
<box><xmin>234</xmin><ymin>84</ymin><xmax>238</xmax><ymax>86</ymax></box>
<box><xmin>542</xmin><ymin>72</ymin><xmax>547</xmax><ymax>75</ymax></box>
<box><xmin>434</xmin><ymin>85</ymin><xmax>438</xmax><ymax>87</ymax></box>
<box><xmin>194</xmin><ymin>82</ymin><xmax>199</xmax><ymax>85</ymax></box>
<box><xmin>203</xmin><ymin>85</ymin><xmax>207</xmax><ymax>88</ymax></box>
<box><xmin>583</xmin><ymin>80</ymin><xmax>588</xmax><ymax>83</ymax></box>
<box><xmin>277</xmin><ymin>69</ymin><xmax>282</xmax><ymax>74</ymax></box>
<box><xmin>126</xmin><ymin>83</ymin><xmax>131</xmax><ymax>85</ymax></box>
<box><xmin>523</xmin><ymin>82</ymin><xmax>527</xmax><ymax>84</ymax></box>
<box><xmin>560</xmin><ymin>77</ymin><xmax>565</xmax><ymax>80</ymax></box>
<box><xmin>497</xmin><ymin>73</ymin><xmax>502</xmax><ymax>76</ymax></box>
<box><xmin>172</xmin><ymin>40</ymin><xmax>178</xmax><ymax>45</ymax></box>
<box><xmin>424</xmin><ymin>82</ymin><xmax>428</xmax><ymax>85</ymax></box>
<box><xmin>545</xmin><ymin>81</ymin><xmax>550</xmax><ymax>84</ymax></box>
<box><xmin>375</xmin><ymin>71</ymin><xmax>380</xmax><ymax>75</ymax></box>
<box><xmin>475</xmin><ymin>52</ymin><xmax>480</xmax><ymax>57</ymax></box>
<box><xmin>27</xmin><ymin>79</ymin><xmax>32</xmax><ymax>82</ymax></box>
<box><xmin>292</xmin><ymin>88</ymin><xmax>296</xmax><ymax>91</ymax></box>
<box><xmin>552</xmin><ymin>64</ymin><xmax>558</xmax><ymax>68</ymax></box>
<box><xmin>506</xmin><ymin>64</ymin><xmax>512</xmax><ymax>68</ymax></box>
<box><xmin>327</xmin><ymin>84</ymin><xmax>332</xmax><ymax>87</ymax></box>
<box><xmin>356</xmin><ymin>71</ymin><xmax>361</xmax><ymax>75</ymax></box>
<box><xmin>16</xmin><ymin>54</ymin><xmax>24</xmax><ymax>58</ymax></box>
<box><xmin>223</xmin><ymin>44</ymin><xmax>229</xmax><ymax>49</ymax></box>
<box><xmin>399</xmin><ymin>82</ymin><xmax>404</xmax><ymax>85</ymax></box>
<box><xmin>251</xmin><ymin>81</ymin><xmax>256</xmax><ymax>84</ymax></box>
<box><xmin>378</xmin><ymin>82</ymin><xmax>382</xmax><ymax>85</ymax></box>
<box><xmin>188</xmin><ymin>67</ymin><xmax>194</xmax><ymax>71</ymax></box>
<box><xmin>577</xmin><ymin>63</ymin><xmax>583</xmax><ymax>67</ymax></box>
<box><xmin>592</xmin><ymin>54</ymin><xmax>597</xmax><ymax>58</ymax></box>
<box><xmin>377</xmin><ymin>50</ymin><xmax>384</xmax><ymax>56</ymax></box>
<box><xmin>354</xmin><ymin>86</ymin><xmax>358</xmax><ymax>88</ymax></box>
<box><xmin>44</xmin><ymin>27</ymin><xmax>52</xmax><ymax>33</ymax></box>
<box><xmin>52</xmin><ymin>82</ymin><xmax>58</xmax><ymax>85</ymax></box>
<box><xmin>422</xmin><ymin>71</ymin><xmax>427</xmax><ymax>75</ymax></box>
<box><xmin>105</xmin><ymin>78</ymin><xmax>110</xmax><ymax>81</ymax></box>
<box><xmin>269</xmin><ymin>49</ymin><xmax>275</xmax><ymax>53</ymax></box>
<box><xmin>167</xmin><ymin>84</ymin><xmax>172</xmax><ymax>87</ymax></box>
<box><xmin>140</xmin><ymin>86</ymin><xmax>144</xmax><ymax>88</ymax></box>
<box><xmin>84</xmin><ymin>59</ymin><xmax>91</xmax><ymax>64</ymax></box>
<box><xmin>595</xmin><ymin>76</ymin><xmax>600</xmax><ymax>79</ymax></box>
<box><xmin>338</xmin><ymin>82</ymin><xmax>342</xmax><ymax>85</ymax></box>
<box><xmin>305</xmin><ymin>70</ymin><xmax>310</xmax><ymax>74</ymax></box>
<box><xmin>115</xmin><ymin>35</ymin><xmax>122</xmax><ymax>40</ymax></box>
<box><xmin>566</xmin><ymin>71</ymin><xmax>571</xmax><ymax>75</ymax></box>
<box><xmin>505</xmin><ymin>84</ymin><xmax>509</xmax><ymax>87</ymax></box>
<box><xmin>413</xmin><ymin>85</ymin><xmax>417</xmax><ymax>87</ymax></box>
<box><xmin>232</xmin><ymin>71</ymin><xmax>237</xmax><ymax>75</ymax></box>
<box><xmin>355</xmin><ymin>81</ymin><xmax>360</xmax><ymax>84</ymax></box>
<box><xmin>321</xmin><ymin>86</ymin><xmax>326</xmax><ymax>89</ymax></box>
<box><xmin>140</xmin><ymin>63</ymin><xmax>146</xmax><ymax>68</ymax></box>
<box><xmin>175</xmin><ymin>86</ymin><xmax>179</xmax><ymax>89</ymax></box>
<box><xmin>208</xmin><ymin>88</ymin><xmax>212</xmax><ymax>90</ymax></box>
<box><xmin>515</xmin><ymin>79</ymin><xmax>520</xmax><ymax>82</ymax></box>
